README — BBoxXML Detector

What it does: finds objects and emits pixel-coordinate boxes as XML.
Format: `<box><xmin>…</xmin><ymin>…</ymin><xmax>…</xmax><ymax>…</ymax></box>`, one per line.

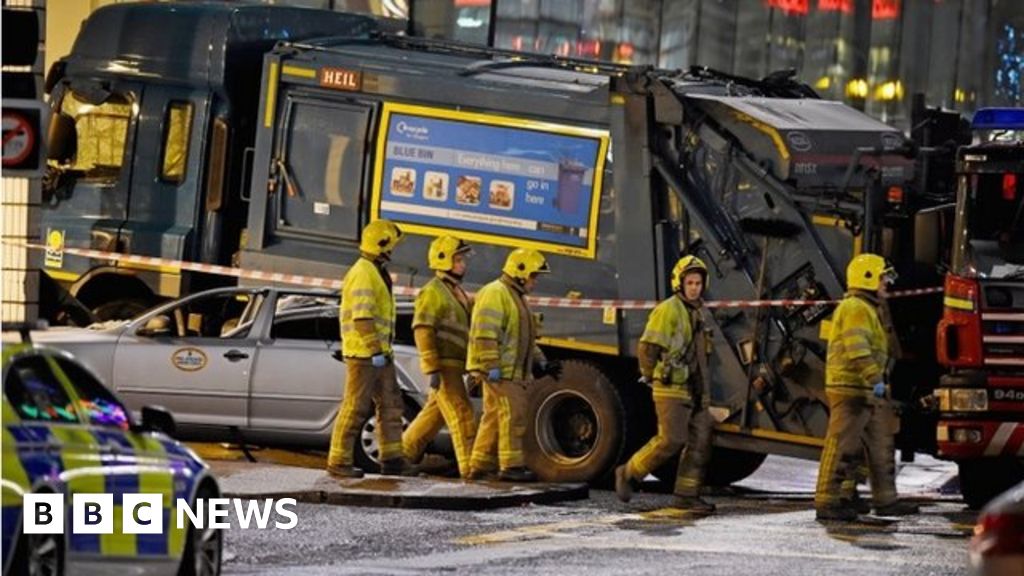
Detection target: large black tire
<box><xmin>958</xmin><ymin>458</ymin><xmax>1024</xmax><ymax>509</ymax></box>
<box><xmin>705</xmin><ymin>447</ymin><xmax>767</xmax><ymax>487</ymax></box>
<box><xmin>92</xmin><ymin>297</ymin><xmax>151</xmax><ymax>321</ymax></box>
<box><xmin>525</xmin><ymin>360</ymin><xmax>625</xmax><ymax>483</ymax></box>
<box><xmin>353</xmin><ymin>399</ymin><xmax>418</xmax><ymax>473</ymax></box>
<box><xmin>178</xmin><ymin>482</ymin><xmax>222</xmax><ymax>576</ymax></box>
<box><xmin>652</xmin><ymin>445</ymin><xmax>767</xmax><ymax>490</ymax></box>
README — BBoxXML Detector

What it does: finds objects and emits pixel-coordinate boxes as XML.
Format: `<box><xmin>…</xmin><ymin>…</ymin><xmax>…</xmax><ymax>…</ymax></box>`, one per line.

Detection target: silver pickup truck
<box><xmin>32</xmin><ymin>287</ymin><xmax>449</xmax><ymax>471</ymax></box>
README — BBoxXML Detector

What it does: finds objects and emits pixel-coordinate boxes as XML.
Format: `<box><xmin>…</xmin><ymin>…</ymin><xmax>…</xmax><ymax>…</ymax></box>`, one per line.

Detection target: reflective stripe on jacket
<box><xmin>825</xmin><ymin>292</ymin><xmax>888</xmax><ymax>394</ymax></box>
<box><xmin>413</xmin><ymin>274</ymin><xmax>471</xmax><ymax>373</ymax></box>
<box><xmin>640</xmin><ymin>295</ymin><xmax>693</xmax><ymax>386</ymax></box>
<box><xmin>341</xmin><ymin>257</ymin><xmax>395</xmax><ymax>358</ymax></box>
<box><xmin>466</xmin><ymin>277</ymin><xmax>538</xmax><ymax>381</ymax></box>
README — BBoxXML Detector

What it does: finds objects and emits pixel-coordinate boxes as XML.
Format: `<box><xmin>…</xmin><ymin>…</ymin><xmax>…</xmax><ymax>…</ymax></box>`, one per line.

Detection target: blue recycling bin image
<box><xmin>556</xmin><ymin>158</ymin><xmax>586</xmax><ymax>215</ymax></box>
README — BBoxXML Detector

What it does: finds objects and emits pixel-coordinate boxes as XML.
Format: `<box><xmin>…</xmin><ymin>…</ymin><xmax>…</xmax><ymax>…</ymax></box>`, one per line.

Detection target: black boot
<box><xmin>671</xmin><ymin>495</ymin><xmax>716</xmax><ymax>514</ymax></box>
<box><xmin>326</xmin><ymin>464</ymin><xmax>364</xmax><ymax>479</ymax></box>
<box><xmin>815</xmin><ymin>505</ymin><xmax>858</xmax><ymax>522</ymax></box>
<box><xmin>845</xmin><ymin>493</ymin><xmax>871</xmax><ymax>515</ymax></box>
<box><xmin>380</xmin><ymin>458</ymin><xmax>418</xmax><ymax>477</ymax></box>
<box><xmin>497</xmin><ymin>467</ymin><xmax>537</xmax><ymax>482</ymax></box>
<box><xmin>874</xmin><ymin>500</ymin><xmax>920</xmax><ymax>516</ymax></box>
<box><xmin>467</xmin><ymin>468</ymin><xmax>497</xmax><ymax>481</ymax></box>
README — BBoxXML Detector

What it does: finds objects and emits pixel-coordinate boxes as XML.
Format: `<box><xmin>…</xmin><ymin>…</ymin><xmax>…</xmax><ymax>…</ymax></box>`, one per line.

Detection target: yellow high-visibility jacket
<box><xmin>340</xmin><ymin>257</ymin><xmax>395</xmax><ymax>358</ymax></box>
<box><xmin>639</xmin><ymin>295</ymin><xmax>695</xmax><ymax>387</ymax></box>
<box><xmin>413</xmin><ymin>274</ymin><xmax>471</xmax><ymax>374</ymax></box>
<box><xmin>825</xmin><ymin>292</ymin><xmax>889</xmax><ymax>395</ymax></box>
<box><xmin>466</xmin><ymin>277</ymin><xmax>541</xmax><ymax>381</ymax></box>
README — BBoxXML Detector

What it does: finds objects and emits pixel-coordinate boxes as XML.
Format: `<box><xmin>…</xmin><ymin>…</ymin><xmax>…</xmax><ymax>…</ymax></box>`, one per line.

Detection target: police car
<box><xmin>2</xmin><ymin>327</ymin><xmax>222</xmax><ymax>576</ymax></box>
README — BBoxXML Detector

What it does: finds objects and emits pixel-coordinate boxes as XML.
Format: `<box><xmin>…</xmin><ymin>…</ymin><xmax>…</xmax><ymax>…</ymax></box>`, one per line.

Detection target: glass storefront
<box><xmin>257</xmin><ymin>0</ymin><xmax>1023</xmax><ymax>128</ymax></box>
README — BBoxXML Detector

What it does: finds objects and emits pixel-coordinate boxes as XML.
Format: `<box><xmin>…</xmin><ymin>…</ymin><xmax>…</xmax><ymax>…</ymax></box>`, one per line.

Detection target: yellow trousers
<box><xmin>470</xmin><ymin>379</ymin><xmax>529</xmax><ymax>472</ymax></box>
<box><xmin>815</xmin><ymin>392</ymin><xmax>898</xmax><ymax>509</ymax></box>
<box><xmin>624</xmin><ymin>388</ymin><xmax>713</xmax><ymax>496</ymax></box>
<box><xmin>327</xmin><ymin>359</ymin><xmax>404</xmax><ymax>468</ymax></box>
<box><xmin>402</xmin><ymin>367</ymin><xmax>478</xmax><ymax>477</ymax></box>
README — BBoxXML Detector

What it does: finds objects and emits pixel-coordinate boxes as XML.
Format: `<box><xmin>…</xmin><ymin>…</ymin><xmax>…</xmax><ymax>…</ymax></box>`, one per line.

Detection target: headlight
<box><xmin>951</xmin><ymin>389</ymin><xmax>989</xmax><ymax>412</ymax></box>
<box><xmin>936</xmin><ymin>388</ymin><xmax>988</xmax><ymax>411</ymax></box>
<box><xmin>952</xmin><ymin>427</ymin><xmax>983</xmax><ymax>444</ymax></box>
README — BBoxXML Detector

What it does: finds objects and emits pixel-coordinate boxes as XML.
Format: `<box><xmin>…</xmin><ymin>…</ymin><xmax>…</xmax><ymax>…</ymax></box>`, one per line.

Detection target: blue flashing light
<box><xmin>971</xmin><ymin>108</ymin><xmax>1024</xmax><ymax>130</ymax></box>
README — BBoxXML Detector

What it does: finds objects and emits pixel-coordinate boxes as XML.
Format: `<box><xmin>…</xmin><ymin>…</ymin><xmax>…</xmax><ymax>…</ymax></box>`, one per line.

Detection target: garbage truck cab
<box><xmin>41</xmin><ymin>2</ymin><xmax>383</xmax><ymax>321</ymax></box>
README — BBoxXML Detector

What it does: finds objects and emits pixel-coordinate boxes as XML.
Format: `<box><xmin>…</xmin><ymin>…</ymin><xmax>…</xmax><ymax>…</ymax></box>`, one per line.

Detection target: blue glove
<box><xmin>428</xmin><ymin>372</ymin><xmax>441</xmax><ymax>389</ymax></box>
<box><xmin>873</xmin><ymin>382</ymin><xmax>886</xmax><ymax>398</ymax></box>
<box><xmin>371</xmin><ymin>354</ymin><xmax>388</xmax><ymax>368</ymax></box>
<box><xmin>487</xmin><ymin>368</ymin><xmax>502</xmax><ymax>382</ymax></box>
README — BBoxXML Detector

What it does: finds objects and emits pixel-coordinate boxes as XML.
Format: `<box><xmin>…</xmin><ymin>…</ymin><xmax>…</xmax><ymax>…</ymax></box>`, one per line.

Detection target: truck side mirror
<box><xmin>47</xmin><ymin>112</ymin><xmax>77</xmax><ymax>164</ymax></box>
<box><xmin>44</xmin><ymin>60</ymin><xmax>66</xmax><ymax>95</ymax></box>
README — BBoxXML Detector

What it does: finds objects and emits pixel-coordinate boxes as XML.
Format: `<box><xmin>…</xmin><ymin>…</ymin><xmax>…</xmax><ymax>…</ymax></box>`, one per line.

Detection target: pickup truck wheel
<box><xmin>958</xmin><ymin>458</ymin><xmax>1024</xmax><ymax>509</ymax></box>
<box><xmin>526</xmin><ymin>360</ymin><xmax>625</xmax><ymax>483</ymax></box>
<box><xmin>354</xmin><ymin>400</ymin><xmax>417</xmax><ymax>473</ymax></box>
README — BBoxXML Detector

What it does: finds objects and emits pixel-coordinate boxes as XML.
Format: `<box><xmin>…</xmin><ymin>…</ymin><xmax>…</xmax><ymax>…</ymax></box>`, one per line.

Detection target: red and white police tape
<box><xmin>9</xmin><ymin>241</ymin><xmax>942</xmax><ymax>310</ymax></box>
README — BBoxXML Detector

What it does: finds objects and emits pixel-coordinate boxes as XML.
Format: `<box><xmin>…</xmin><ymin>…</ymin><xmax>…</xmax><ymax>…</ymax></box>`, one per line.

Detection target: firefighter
<box><xmin>815</xmin><ymin>253</ymin><xmax>920</xmax><ymax>521</ymax></box>
<box><xmin>401</xmin><ymin>235</ymin><xmax>478</xmax><ymax>478</ymax></box>
<box><xmin>326</xmin><ymin>219</ymin><xmax>412</xmax><ymax>478</ymax></box>
<box><xmin>615</xmin><ymin>255</ymin><xmax>716</xmax><ymax>514</ymax></box>
<box><xmin>467</xmin><ymin>248</ymin><xmax>562</xmax><ymax>482</ymax></box>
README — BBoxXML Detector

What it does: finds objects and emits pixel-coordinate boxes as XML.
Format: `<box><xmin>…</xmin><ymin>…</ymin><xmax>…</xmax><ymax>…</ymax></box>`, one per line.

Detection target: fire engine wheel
<box><xmin>958</xmin><ymin>458</ymin><xmax>1024</xmax><ymax>509</ymax></box>
<box><xmin>526</xmin><ymin>360</ymin><xmax>625</xmax><ymax>483</ymax></box>
<box><xmin>653</xmin><ymin>447</ymin><xmax>767</xmax><ymax>489</ymax></box>
<box><xmin>92</xmin><ymin>297</ymin><xmax>151</xmax><ymax>321</ymax></box>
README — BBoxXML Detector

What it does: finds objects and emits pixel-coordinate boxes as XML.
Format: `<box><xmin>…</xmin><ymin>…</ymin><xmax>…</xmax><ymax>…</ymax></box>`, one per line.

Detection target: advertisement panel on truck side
<box><xmin>371</xmin><ymin>102</ymin><xmax>610</xmax><ymax>259</ymax></box>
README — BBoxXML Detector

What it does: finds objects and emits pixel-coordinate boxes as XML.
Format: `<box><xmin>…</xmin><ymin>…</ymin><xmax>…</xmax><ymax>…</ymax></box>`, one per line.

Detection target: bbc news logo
<box><xmin>23</xmin><ymin>494</ymin><xmax>298</xmax><ymax>534</ymax></box>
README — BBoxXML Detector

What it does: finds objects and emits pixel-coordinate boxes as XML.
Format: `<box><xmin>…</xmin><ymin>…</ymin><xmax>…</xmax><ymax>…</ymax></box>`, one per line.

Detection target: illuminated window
<box><xmin>58</xmin><ymin>90</ymin><xmax>132</xmax><ymax>182</ymax></box>
<box><xmin>161</xmin><ymin>102</ymin><xmax>194</xmax><ymax>183</ymax></box>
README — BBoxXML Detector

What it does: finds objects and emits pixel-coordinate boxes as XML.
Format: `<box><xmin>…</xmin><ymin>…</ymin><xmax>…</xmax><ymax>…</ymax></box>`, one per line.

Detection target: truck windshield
<box><xmin>56</xmin><ymin>90</ymin><xmax>132</xmax><ymax>182</ymax></box>
<box><xmin>952</xmin><ymin>171</ymin><xmax>1024</xmax><ymax>279</ymax></box>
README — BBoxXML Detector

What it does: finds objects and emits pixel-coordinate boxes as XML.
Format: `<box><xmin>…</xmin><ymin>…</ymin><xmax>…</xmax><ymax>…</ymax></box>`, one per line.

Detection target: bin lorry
<box><xmin>41</xmin><ymin>1</ymin><xmax>955</xmax><ymax>487</ymax></box>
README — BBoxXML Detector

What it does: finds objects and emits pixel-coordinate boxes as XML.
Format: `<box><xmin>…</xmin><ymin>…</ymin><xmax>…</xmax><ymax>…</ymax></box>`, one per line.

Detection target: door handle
<box><xmin>224</xmin><ymin>350</ymin><xmax>249</xmax><ymax>361</ymax></box>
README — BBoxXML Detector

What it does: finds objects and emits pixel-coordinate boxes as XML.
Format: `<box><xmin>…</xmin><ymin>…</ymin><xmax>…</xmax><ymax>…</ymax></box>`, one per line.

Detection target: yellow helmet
<box><xmin>502</xmin><ymin>248</ymin><xmax>551</xmax><ymax>281</ymax></box>
<box><xmin>846</xmin><ymin>253</ymin><xmax>895</xmax><ymax>291</ymax></box>
<box><xmin>359</xmin><ymin>220</ymin><xmax>403</xmax><ymax>256</ymax></box>
<box><xmin>671</xmin><ymin>255</ymin><xmax>708</xmax><ymax>293</ymax></box>
<box><xmin>428</xmin><ymin>235</ymin><xmax>472</xmax><ymax>271</ymax></box>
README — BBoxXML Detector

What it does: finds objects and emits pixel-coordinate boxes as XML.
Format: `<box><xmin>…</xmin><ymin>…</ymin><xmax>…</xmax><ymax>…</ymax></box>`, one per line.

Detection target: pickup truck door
<box><xmin>111</xmin><ymin>290</ymin><xmax>264</xmax><ymax>429</ymax></box>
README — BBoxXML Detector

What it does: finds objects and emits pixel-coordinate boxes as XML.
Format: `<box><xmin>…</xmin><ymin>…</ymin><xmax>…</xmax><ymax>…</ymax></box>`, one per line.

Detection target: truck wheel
<box><xmin>92</xmin><ymin>297</ymin><xmax>151</xmax><ymax>321</ymax></box>
<box><xmin>705</xmin><ymin>447</ymin><xmax>767</xmax><ymax>487</ymax></box>
<box><xmin>653</xmin><ymin>445</ymin><xmax>767</xmax><ymax>490</ymax></box>
<box><xmin>354</xmin><ymin>400</ymin><xmax>417</xmax><ymax>473</ymax></box>
<box><xmin>526</xmin><ymin>360</ymin><xmax>625</xmax><ymax>483</ymax></box>
<box><xmin>958</xmin><ymin>458</ymin><xmax>1024</xmax><ymax>509</ymax></box>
